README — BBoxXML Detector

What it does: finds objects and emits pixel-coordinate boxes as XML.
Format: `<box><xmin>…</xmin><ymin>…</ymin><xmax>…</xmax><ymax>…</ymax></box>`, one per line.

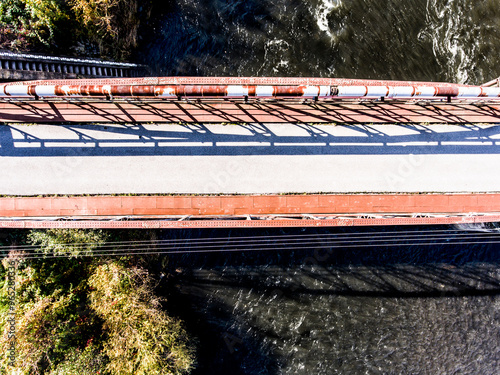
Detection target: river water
<box><xmin>159</xmin><ymin>225</ymin><xmax>500</xmax><ymax>374</ymax></box>
<box><xmin>135</xmin><ymin>1</ymin><xmax>500</xmax><ymax>373</ymax></box>
<box><xmin>137</xmin><ymin>0</ymin><xmax>500</xmax><ymax>85</ymax></box>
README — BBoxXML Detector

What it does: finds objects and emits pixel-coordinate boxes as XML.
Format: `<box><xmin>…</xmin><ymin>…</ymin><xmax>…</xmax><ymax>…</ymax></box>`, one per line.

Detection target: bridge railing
<box><xmin>1</xmin><ymin>82</ymin><xmax>500</xmax><ymax>101</ymax></box>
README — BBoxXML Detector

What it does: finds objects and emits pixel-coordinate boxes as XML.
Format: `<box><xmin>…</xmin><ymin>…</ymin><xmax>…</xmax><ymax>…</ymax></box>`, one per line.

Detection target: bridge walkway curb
<box><xmin>0</xmin><ymin>194</ymin><xmax>499</xmax><ymax>228</ymax></box>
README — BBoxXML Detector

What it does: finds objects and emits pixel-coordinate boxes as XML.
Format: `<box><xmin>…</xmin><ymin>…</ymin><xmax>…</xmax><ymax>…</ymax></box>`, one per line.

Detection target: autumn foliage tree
<box><xmin>0</xmin><ymin>0</ymin><xmax>70</xmax><ymax>50</ymax></box>
<box><xmin>69</xmin><ymin>0</ymin><xmax>141</xmax><ymax>59</ymax></box>
<box><xmin>0</xmin><ymin>0</ymin><xmax>144</xmax><ymax>59</ymax></box>
<box><xmin>0</xmin><ymin>229</ymin><xmax>194</xmax><ymax>375</ymax></box>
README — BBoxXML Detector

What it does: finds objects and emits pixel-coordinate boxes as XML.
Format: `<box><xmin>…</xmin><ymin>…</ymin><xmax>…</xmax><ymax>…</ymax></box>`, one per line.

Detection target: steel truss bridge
<box><xmin>1</xmin><ymin>76</ymin><xmax>500</xmax><ymax>228</ymax></box>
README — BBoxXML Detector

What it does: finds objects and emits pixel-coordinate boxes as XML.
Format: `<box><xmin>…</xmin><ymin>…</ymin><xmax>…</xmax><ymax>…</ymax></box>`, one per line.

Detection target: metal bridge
<box><xmin>1</xmin><ymin>76</ymin><xmax>500</xmax><ymax>228</ymax></box>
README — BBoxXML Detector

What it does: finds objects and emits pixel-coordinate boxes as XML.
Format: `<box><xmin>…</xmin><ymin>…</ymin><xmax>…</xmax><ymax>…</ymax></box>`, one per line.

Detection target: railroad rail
<box><xmin>0</xmin><ymin>51</ymin><xmax>149</xmax><ymax>81</ymax></box>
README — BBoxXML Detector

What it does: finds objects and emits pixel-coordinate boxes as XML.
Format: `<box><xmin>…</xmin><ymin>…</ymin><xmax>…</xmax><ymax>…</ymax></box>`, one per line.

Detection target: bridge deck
<box><xmin>1</xmin><ymin>123</ymin><xmax>500</xmax><ymax>195</ymax></box>
<box><xmin>1</xmin><ymin>77</ymin><xmax>500</xmax><ymax>227</ymax></box>
<box><xmin>1</xmin><ymin>99</ymin><xmax>499</xmax><ymax>124</ymax></box>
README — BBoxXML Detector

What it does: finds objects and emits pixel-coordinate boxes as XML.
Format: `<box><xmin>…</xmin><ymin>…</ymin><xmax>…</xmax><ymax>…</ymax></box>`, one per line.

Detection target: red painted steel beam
<box><xmin>1</xmin><ymin>215</ymin><xmax>500</xmax><ymax>229</ymax></box>
<box><xmin>0</xmin><ymin>76</ymin><xmax>476</xmax><ymax>87</ymax></box>
<box><xmin>2</xmin><ymin>194</ymin><xmax>500</xmax><ymax>217</ymax></box>
<box><xmin>1</xmin><ymin>194</ymin><xmax>500</xmax><ymax>228</ymax></box>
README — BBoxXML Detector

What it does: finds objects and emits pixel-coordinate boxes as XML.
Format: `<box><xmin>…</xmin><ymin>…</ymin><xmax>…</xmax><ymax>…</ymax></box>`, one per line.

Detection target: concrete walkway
<box><xmin>1</xmin><ymin>123</ymin><xmax>500</xmax><ymax>195</ymax></box>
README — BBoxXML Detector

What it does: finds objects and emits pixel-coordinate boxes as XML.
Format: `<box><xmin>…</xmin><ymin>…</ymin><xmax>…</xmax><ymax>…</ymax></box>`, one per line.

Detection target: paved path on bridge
<box><xmin>1</xmin><ymin>123</ymin><xmax>499</xmax><ymax>195</ymax></box>
<box><xmin>1</xmin><ymin>99</ymin><xmax>499</xmax><ymax>123</ymax></box>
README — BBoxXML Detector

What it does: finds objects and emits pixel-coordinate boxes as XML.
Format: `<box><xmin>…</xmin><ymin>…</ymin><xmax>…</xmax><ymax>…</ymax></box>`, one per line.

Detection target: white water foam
<box><xmin>259</xmin><ymin>39</ymin><xmax>291</xmax><ymax>74</ymax></box>
<box><xmin>454</xmin><ymin>222</ymin><xmax>500</xmax><ymax>233</ymax></box>
<box><xmin>314</xmin><ymin>0</ymin><xmax>342</xmax><ymax>39</ymax></box>
<box><xmin>424</xmin><ymin>0</ymin><xmax>480</xmax><ymax>84</ymax></box>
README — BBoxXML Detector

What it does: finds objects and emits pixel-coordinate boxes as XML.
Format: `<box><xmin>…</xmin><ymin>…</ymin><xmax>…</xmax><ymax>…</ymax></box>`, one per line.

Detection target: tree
<box><xmin>89</xmin><ymin>262</ymin><xmax>194</xmax><ymax>375</ymax></box>
<box><xmin>70</xmin><ymin>0</ymin><xmax>141</xmax><ymax>59</ymax></box>
<box><xmin>0</xmin><ymin>229</ymin><xmax>194</xmax><ymax>374</ymax></box>
<box><xmin>0</xmin><ymin>0</ymin><xmax>69</xmax><ymax>49</ymax></box>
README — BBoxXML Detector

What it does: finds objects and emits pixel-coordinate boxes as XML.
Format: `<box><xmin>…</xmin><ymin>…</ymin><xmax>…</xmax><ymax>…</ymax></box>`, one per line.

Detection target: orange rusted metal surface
<box><xmin>2</xmin><ymin>215</ymin><xmax>500</xmax><ymax>229</ymax></box>
<box><xmin>2</xmin><ymin>83</ymin><xmax>499</xmax><ymax>99</ymax></box>
<box><xmin>2</xmin><ymin>77</ymin><xmax>500</xmax><ymax>100</ymax></box>
<box><xmin>1</xmin><ymin>194</ymin><xmax>499</xmax><ymax>228</ymax></box>
<box><xmin>1</xmin><ymin>99</ymin><xmax>499</xmax><ymax>123</ymax></box>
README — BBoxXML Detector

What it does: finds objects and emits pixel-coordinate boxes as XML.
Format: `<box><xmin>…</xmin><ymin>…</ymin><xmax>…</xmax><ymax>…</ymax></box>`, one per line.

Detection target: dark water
<box><xmin>158</xmin><ymin>225</ymin><xmax>500</xmax><ymax>374</ymax></box>
<box><xmin>137</xmin><ymin>0</ymin><xmax>500</xmax><ymax>85</ymax></box>
<box><xmin>134</xmin><ymin>1</ymin><xmax>500</xmax><ymax>373</ymax></box>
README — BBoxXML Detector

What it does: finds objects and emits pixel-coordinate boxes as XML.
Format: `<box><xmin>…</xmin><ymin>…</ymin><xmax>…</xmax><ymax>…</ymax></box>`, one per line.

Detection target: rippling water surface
<box><xmin>136</xmin><ymin>1</ymin><xmax>500</xmax><ymax>373</ymax></box>
<box><xmin>159</xmin><ymin>226</ymin><xmax>500</xmax><ymax>374</ymax></box>
<box><xmin>138</xmin><ymin>0</ymin><xmax>500</xmax><ymax>84</ymax></box>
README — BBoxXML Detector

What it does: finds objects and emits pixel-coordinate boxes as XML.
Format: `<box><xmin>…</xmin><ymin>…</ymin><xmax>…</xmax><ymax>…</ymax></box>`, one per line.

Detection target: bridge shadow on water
<box><xmin>156</xmin><ymin>225</ymin><xmax>500</xmax><ymax>374</ymax></box>
<box><xmin>1</xmin><ymin>120</ymin><xmax>500</xmax><ymax>157</ymax></box>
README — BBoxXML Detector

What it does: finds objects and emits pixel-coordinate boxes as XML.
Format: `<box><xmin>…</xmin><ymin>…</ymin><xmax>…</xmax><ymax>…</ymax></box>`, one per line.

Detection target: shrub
<box><xmin>28</xmin><ymin>228</ymin><xmax>108</xmax><ymax>257</ymax></box>
<box><xmin>0</xmin><ymin>229</ymin><xmax>194</xmax><ymax>374</ymax></box>
<box><xmin>0</xmin><ymin>0</ymin><xmax>69</xmax><ymax>49</ymax></box>
<box><xmin>0</xmin><ymin>257</ymin><xmax>105</xmax><ymax>373</ymax></box>
<box><xmin>89</xmin><ymin>262</ymin><xmax>195</xmax><ymax>375</ymax></box>
<box><xmin>0</xmin><ymin>229</ymin><xmax>108</xmax><ymax>374</ymax></box>
<box><xmin>70</xmin><ymin>0</ymin><xmax>141</xmax><ymax>59</ymax></box>
<box><xmin>0</xmin><ymin>0</ymin><xmax>143</xmax><ymax>59</ymax></box>
<box><xmin>47</xmin><ymin>344</ymin><xmax>108</xmax><ymax>375</ymax></box>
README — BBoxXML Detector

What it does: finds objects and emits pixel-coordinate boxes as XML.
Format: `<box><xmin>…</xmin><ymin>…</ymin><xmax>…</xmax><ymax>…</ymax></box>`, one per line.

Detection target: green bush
<box><xmin>89</xmin><ymin>262</ymin><xmax>195</xmax><ymax>375</ymax></box>
<box><xmin>70</xmin><ymin>0</ymin><xmax>141</xmax><ymax>59</ymax></box>
<box><xmin>47</xmin><ymin>345</ymin><xmax>108</xmax><ymax>375</ymax></box>
<box><xmin>28</xmin><ymin>228</ymin><xmax>108</xmax><ymax>257</ymax></box>
<box><xmin>0</xmin><ymin>229</ymin><xmax>106</xmax><ymax>374</ymax></box>
<box><xmin>0</xmin><ymin>0</ymin><xmax>143</xmax><ymax>59</ymax></box>
<box><xmin>0</xmin><ymin>229</ymin><xmax>194</xmax><ymax>374</ymax></box>
<box><xmin>0</xmin><ymin>0</ymin><xmax>69</xmax><ymax>49</ymax></box>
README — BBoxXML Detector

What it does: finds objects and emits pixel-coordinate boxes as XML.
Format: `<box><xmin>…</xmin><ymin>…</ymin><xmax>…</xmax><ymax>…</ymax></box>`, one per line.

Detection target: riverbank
<box><xmin>0</xmin><ymin>0</ymin><xmax>151</xmax><ymax>61</ymax></box>
<box><xmin>0</xmin><ymin>228</ymin><xmax>194</xmax><ymax>374</ymax></box>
